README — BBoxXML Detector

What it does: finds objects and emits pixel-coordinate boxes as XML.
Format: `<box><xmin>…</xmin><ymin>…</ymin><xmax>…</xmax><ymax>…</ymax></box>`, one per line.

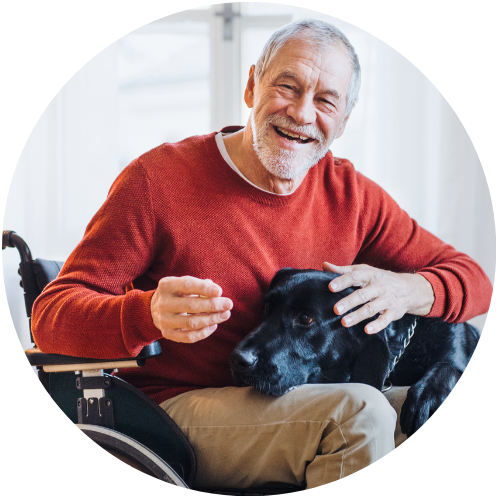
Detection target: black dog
<box><xmin>230</xmin><ymin>268</ymin><xmax>480</xmax><ymax>437</ymax></box>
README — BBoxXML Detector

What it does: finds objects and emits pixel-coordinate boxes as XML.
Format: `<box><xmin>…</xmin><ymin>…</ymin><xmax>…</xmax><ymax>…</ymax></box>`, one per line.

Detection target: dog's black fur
<box><xmin>230</xmin><ymin>268</ymin><xmax>480</xmax><ymax>437</ymax></box>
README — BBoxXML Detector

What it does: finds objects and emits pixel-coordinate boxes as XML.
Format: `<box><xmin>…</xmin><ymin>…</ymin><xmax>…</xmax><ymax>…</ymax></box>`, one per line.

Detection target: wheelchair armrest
<box><xmin>26</xmin><ymin>341</ymin><xmax>162</xmax><ymax>372</ymax></box>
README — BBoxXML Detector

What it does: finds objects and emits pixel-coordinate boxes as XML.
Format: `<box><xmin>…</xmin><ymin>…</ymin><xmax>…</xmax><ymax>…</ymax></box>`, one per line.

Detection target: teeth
<box><xmin>277</xmin><ymin>127</ymin><xmax>310</xmax><ymax>141</ymax></box>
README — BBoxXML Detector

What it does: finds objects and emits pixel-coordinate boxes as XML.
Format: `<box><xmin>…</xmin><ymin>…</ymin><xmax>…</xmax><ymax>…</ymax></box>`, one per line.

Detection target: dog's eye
<box><xmin>298</xmin><ymin>314</ymin><xmax>314</xmax><ymax>325</ymax></box>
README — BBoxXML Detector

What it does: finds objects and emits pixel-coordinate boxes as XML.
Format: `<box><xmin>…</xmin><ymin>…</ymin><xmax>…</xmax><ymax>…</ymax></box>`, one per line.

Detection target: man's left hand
<box><xmin>322</xmin><ymin>262</ymin><xmax>435</xmax><ymax>334</ymax></box>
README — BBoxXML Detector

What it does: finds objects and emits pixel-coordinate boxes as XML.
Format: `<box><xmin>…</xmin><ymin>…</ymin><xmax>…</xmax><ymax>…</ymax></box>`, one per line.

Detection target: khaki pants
<box><xmin>160</xmin><ymin>384</ymin><xmax>409</xmax><ymax>490</ymax></box>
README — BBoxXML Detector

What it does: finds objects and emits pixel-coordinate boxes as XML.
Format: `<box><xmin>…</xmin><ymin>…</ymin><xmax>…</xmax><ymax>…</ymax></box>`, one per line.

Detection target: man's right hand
<box><xmin>151</xmin><ymin>276</ymin><xmax>233</xmax><ymax>343</ymax></box>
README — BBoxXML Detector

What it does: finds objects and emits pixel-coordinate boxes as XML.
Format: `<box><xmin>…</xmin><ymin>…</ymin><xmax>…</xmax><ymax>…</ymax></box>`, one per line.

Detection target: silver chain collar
<box><xmin>382</xmin><ymin>317</ymin><xmax>418</xmax><ymax>392</ymax></box>
<box><xmin>390</xmin><ymin>317</ymin><xmax>417</xmax><ymax>373</ymax></box>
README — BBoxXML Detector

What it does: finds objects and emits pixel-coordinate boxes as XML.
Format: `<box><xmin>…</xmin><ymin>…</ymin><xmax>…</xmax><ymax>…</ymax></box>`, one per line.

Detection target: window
<box><xmin>117</xmin><ymin>21</ymin><xmax>211</xmax><ymax>168</ymax></box>
<box><xmin>115</xmin><ymin>4</ymin><xmax>292</xmax><ymax>164</ymax></box>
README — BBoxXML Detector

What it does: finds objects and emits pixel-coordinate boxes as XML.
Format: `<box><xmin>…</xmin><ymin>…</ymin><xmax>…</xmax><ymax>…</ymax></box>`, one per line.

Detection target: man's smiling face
<box><xmin>246</xmin><ymin>37</ymin><xmax>353</xmax><ymax>180</ymax></box>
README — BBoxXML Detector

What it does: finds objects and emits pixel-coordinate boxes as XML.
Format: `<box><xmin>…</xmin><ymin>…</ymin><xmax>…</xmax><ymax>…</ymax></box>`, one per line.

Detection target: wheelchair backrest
<box><xmin>3</xmin><ymin>231</ymin><xmax>64</xmax><ymax>339</ymax></box>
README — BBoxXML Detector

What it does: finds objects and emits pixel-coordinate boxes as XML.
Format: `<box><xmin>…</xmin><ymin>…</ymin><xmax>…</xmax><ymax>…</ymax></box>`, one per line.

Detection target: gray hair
<box><xmin>254</xmin><ymin>19</ymin><xmax>361</xmax><ymax>115</ymax></box>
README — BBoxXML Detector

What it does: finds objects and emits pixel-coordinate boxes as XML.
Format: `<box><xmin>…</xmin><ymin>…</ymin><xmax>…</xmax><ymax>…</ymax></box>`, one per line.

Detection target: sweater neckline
<box><xmin>215</xmin><ymin>132</ymin><xmax>297</xmax><ymax>197</ymax></box>
<box><xmin>205</xmin><ymin>128</ymin><xmax>317</xmax><ymax>207</ymax></box>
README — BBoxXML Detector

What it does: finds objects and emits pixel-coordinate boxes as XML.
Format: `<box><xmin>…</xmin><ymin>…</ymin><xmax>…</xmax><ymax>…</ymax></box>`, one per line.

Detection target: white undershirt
<box><xmin>215</xmin><ymin>132</ymin><xmax>294</xmax><ymax>196</ymax></box>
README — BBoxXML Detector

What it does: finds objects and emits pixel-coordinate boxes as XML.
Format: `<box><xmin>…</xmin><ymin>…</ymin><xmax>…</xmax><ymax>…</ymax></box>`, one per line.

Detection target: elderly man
<box><xmin>32</xmin><ymin>19</ymin><xmax>491</xmax><ymax>490</ymax></box>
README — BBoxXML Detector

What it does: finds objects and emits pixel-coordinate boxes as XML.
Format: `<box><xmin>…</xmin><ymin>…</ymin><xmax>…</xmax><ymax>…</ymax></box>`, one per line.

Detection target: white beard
<box><xmin>250</xmin><ymin>112</ymin><xmax>332</xmax><ymax>180</ymax></box>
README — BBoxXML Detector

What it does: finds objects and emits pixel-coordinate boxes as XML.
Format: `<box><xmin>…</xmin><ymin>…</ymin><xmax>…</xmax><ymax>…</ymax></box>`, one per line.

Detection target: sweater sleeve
<box><xmin>31</xmin><ymin>159</ymin><xmax>163</xmax><ymax>358</ymax></box>
<box><xmin>352</xmin><ymin>172</ymin><xmax>492</xmax><ymax>323</ymax></box>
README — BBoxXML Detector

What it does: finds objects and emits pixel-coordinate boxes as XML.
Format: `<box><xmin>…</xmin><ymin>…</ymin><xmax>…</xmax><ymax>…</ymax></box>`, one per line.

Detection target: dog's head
<box><xmin>230</xmin><ymin>268</ymin><xmax>369</xmax><ymax>396</ymax></box>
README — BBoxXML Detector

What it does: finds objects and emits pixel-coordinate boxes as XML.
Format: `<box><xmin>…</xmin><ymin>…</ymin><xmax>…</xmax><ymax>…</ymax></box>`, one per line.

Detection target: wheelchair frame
<box><xmin>3</xmin><ymin>230</ymin><xmax>305</xmax><ymax>495</ymax></box>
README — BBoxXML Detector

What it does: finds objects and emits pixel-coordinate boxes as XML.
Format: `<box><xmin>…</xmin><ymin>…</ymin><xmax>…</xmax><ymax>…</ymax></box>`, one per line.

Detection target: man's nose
<box><xmin>287</xmin><ymin>94</ymin><xmax>316</xmax><ymax>125</ymax></box>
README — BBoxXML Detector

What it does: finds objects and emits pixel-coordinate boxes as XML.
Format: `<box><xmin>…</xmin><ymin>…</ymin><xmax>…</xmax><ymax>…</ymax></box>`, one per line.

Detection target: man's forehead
<box><xmin>264</xmin><ymin>39</ymin><xmax>351</xmax><ymax>86</ymax></box>
<box><xmin>273</xmin><ymin>37</ymin><xmax>348</xmax><ymax>67</ymax></box>
<box><xmin>268</xmin><ymin>38</ymin><xmax>352</xmax><ymax>78</ymax></box>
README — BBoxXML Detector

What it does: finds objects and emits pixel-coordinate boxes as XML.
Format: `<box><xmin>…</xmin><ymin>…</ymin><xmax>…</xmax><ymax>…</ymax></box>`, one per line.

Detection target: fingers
<box><xmin>324</xmin><ymin>263</ymin><xmax>412</xmax><ymax>335</ymax></box>
<box><xmin>169</xmin><ymin>295</ymin><xmax>233</xmax><ymax>315</ymax></box>
<box><xmin>323</xmin><ymin>262</ymin><xmax>377</xmax><ymax>292</ymax></box>
<box><xmin>334</xmin><ymin>286</ymin><xmax>379</xmax><ymax>315</ymax></box>
<box><xmin>363</xmin><ymin>311</ymin><xmax>395</xmax><ymax>334</ymax></box>
<box><xmin>322</xmin><ymin>262</ymin><xmax>348</xmax><ymax>273</ymax></box>
<box><xmin>162</xmin><ymin>312</ymin><xmax>231</xmax><ymax>344</ymax></box>
<box><xmin>342</xmin><ymin>304</ymin><xmax>395</xmax><ymax>335</ymax></box>
<box><xmin>326</xmin><ymin>263</ymin><xmax>383</xmax><ymax>326</ymax></box>
<box><xmin>152</xmin><ymin>276</ymin><xmax>233</xmax><ymax>343</ymax></box>
<box><xmin>159</xmin><ymin>276</ymin><xmax>223</xmax><ymax>298</ymax></box>
<box><xmin>168</xmin><ymin>309</ymin><xmax>231</xmax><ymax>330</ymax></box>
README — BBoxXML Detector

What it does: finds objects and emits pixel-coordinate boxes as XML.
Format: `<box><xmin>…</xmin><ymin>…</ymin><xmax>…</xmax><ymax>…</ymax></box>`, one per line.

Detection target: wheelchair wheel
<box><xmin>77</xmin><ymin>424</ymin><xmax>189</xmax><ymax>487</ymax></box>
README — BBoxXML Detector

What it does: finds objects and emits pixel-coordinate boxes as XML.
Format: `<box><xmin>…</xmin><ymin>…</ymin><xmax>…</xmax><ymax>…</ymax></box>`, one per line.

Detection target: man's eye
<box><xmin>319</xmin><ymin>98</ymin><xmax>335</xmax><ymax>108</ymax></box>
<box><xmin>298</xmin><ymin>314</ymin><xmax>314</xmax><ymax>325</ymax></box>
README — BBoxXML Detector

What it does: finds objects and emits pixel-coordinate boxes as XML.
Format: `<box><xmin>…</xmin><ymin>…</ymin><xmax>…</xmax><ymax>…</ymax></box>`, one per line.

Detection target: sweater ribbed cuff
<box><xmin>121</xmin><ymin>289</ymin><xmax>162</xmax><ymax>356</ymax></box>
<box><xmin>417</xmin><ymin>271</ymin><xmax>446</xmax><ymax>318</ymax></box>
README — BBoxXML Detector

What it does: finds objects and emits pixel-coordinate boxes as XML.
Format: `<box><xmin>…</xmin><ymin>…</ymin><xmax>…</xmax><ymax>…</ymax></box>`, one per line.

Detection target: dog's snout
<box><xmin>231</xmin><ymin>349</ymin><xmax>258</xmax><ymax>373</ymax></box>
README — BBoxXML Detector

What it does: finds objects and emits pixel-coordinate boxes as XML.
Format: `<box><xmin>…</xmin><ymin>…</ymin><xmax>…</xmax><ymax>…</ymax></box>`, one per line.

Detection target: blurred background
<box><xmin>3</xmin><ymin>2</ymin><xmax>494</xmax><ymax>350</ymax></box>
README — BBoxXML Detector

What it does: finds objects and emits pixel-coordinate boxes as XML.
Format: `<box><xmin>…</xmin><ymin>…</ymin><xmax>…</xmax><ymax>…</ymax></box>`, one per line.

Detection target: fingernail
<box><xmin>336</xmin><ymin>304</ymin><xmax>344</xmax><ymax>313</ymax></box>
<box><xmin>220</xmin><ymin>310</ymin><xmax>231</xmax><ymax>320</ymax></box>
<box><xmin>344</xmin><ymin>316</ymin><xmax>352</xmax><ymax>325</ymax></box>
<box><xmin>330</xmin><ymin>282</ymin><xmax>339</xmax><ymax>291</ymax></box>
<box><xmin>209</xmin><ymin>324</ymin><xmax>218</xmax><ymax>332</ymax></box>
<box><xmin>366</xmin><ymin>326</ymin><xmax>374</xmax><ymax>334</ymax></box>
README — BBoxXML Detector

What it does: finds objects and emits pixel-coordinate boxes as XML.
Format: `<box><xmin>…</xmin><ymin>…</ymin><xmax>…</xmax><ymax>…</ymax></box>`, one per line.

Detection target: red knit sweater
<box><xmin>32</xmin><ymin>130</ymin><xmax>492</xmax><ymax>404</ymax></box>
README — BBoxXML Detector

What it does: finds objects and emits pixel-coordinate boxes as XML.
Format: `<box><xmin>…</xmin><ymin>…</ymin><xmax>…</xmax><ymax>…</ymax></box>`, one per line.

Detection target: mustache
<box><xmin>265</xmin><ymin>114</ymin><xmax>326</xmax><ymax>143</ymax></box>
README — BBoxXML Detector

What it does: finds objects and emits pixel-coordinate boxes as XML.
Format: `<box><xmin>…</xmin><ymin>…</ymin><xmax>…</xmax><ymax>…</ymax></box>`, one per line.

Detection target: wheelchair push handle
<box><xmin>2</xmin><ymin>230</ymin><xmax>33</xmax><ymax>263</ymax></box>
<box><xmin>2</xmin><ymin>230</ymin><xmax>17</xmax><ymax>249</ymax></box>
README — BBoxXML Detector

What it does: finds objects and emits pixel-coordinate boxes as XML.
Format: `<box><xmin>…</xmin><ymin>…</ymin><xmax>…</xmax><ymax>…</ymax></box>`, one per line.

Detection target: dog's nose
<box><xmin>231</xmin><ymin>349</ymin><xmax>258</xmax><ymax>373</ymax></box>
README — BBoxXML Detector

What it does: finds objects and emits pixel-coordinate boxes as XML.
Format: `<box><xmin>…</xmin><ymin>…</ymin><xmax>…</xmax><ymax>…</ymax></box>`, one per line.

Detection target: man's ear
<box><xmin>334</xmin><ymin>113</ymin><xmax>351</xmax><ymax>139</ymax></box>
<box><xmin>244</xmin><ymin>65</ymin><xmax>256</xmax><ymax>109</ymax></box>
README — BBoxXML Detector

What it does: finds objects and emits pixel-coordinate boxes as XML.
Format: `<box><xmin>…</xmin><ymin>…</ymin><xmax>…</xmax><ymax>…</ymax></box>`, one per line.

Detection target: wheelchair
<box><xmin>3</xmin><ymin>230</ymin><xmax>304</xmax><ymax>495</ymax></box>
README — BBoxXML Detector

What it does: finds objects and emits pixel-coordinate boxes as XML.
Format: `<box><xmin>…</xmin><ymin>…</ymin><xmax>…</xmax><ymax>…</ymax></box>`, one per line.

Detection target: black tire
<box><xmin>77</xmin><ymin>424</ymin><xmax>189</xmax><ymax>487</ymax></box>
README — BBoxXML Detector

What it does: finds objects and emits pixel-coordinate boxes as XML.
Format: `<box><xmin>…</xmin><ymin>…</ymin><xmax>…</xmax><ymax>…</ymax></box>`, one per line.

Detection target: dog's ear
<box><xmin>269</xmin><ymin>267</ymin><xmax>336</xmax><ymax>291</ymax></box>
<box><xmin>269</xmin><ymin>268</ymin><xmax>301</xmax><ymax>290</ymax></box>
<box><xmin>350</xmin><ymin>336</ymin><xmax>390</xmax><ymax>391</ymax></box>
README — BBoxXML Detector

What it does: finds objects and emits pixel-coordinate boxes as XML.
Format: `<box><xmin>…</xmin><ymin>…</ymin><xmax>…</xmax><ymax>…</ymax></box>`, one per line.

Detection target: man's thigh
<box><xmin>160</xmin><ymin>384</ymin><xmax>397</xmax><ymax>490</ymax></box>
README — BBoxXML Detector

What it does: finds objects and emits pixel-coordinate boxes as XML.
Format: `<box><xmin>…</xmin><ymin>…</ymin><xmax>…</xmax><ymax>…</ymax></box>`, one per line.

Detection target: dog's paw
<box><xmin>400</xmin><ymin>384</ymin><xmax>439</xmax><ymax>437</ymax></box>
<box><xmin>400</xmin><ymin>363</ymin><xmax>461</xmax><ymax>437</ymax></box>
